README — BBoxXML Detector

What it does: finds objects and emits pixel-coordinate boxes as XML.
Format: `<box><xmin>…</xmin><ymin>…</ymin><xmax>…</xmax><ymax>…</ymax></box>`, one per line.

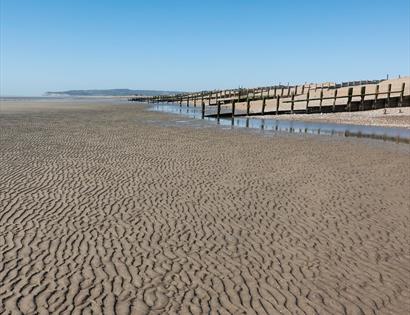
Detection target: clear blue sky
<box><xmin>1</xmin><ymin>0</ymin><xmax>409</xmax><ymax>96</ymax></box>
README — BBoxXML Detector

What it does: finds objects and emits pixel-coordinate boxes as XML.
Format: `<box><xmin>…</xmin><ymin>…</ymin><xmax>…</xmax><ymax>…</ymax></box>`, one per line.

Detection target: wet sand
<box><xmin>1</xmin><ymin>100</ymin><xmax>409</xmax><ymax>314</ymax></box>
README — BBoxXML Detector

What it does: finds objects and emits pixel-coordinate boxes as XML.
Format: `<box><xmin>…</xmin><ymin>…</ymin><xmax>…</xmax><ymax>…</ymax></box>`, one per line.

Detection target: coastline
<box><xmin>150</xmin><ymin>102</ymin><xmax>410</xmax><ymax>143</ymax></box>
<box><xmin>249</xmin><ymin>107</ymin><xmax>410</xmax><ymax>129</ymax></box>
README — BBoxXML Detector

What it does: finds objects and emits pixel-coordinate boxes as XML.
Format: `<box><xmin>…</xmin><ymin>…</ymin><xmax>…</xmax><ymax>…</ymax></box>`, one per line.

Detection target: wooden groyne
<box><xmin>129</xmin><ymin>77</ymin><xmax>410</xmax><ymax>118</ymax></box>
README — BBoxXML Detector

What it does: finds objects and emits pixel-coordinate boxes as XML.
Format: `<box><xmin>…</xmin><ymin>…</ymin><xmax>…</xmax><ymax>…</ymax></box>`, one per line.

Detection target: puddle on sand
<box><xmin>150</xmin><ymin>103</ymin><xmax>410</xmax><ymax>144</ymax></box>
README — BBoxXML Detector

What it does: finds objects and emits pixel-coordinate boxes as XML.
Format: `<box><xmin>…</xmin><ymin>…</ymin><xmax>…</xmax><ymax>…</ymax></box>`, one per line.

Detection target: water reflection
<box><xmin>151</xmin><ymin>104</ymin><xmax>410</xmax><ymax>144</ymax></box>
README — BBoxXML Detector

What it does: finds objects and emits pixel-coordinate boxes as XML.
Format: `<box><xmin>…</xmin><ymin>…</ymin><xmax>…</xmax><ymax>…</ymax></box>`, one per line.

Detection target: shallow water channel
<box><xmin>151</xmin><ymin>103</ymin><xmax>410</xmax><ymax>144</ymax></box>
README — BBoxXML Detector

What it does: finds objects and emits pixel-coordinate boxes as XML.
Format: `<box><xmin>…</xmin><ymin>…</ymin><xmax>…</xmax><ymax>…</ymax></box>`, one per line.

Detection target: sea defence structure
<box><xmin>129</xmin><ymin>77</ymin><xmax>410</xmax><ymax>119</ymax></box>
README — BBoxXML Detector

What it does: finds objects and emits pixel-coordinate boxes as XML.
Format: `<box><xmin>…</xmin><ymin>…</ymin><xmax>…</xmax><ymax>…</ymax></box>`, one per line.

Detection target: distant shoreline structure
<box><xmin>45</xmin><ymin>89</ymin><xmax>184</xmax><ymax>97</ymax></box>
<box><xmin>129</xmin><ymin>76</ymin><xmax>410</xmax><ymax>130</ymax></box>
<box><xmin>131</xmin><ymin>76</ymin><xmax>410</xmax><ymax>118</ymax></box>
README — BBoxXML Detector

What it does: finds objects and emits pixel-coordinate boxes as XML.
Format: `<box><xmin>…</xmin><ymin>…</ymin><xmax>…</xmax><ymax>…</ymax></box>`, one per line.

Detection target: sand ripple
<box><xmin>0</xmin><ymin>101</ymin><xmax>409</xmax><ymax>314</ymax></box>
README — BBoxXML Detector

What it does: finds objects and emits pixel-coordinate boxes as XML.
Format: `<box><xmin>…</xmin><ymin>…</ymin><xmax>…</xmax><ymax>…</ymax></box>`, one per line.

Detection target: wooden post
<box><xmin>194</xmin><ymin>97</ymin><xmax>197</xmax><ymax>107</ymax></box>
<box><xmin>295</xmin><ymin>85</ymin><xmax>298</xmax><ymax>95</ymax></box>
<box><xmin>276</xmin><ymin>95</ymin><xmax>280</xmax><ymax>115</ymax></box>
<box><xmin>306</xmin><ymin>91</ymin><xmax>310</xmax><ymax>114</ymax></box>
<box><xmin>267</xmin><ymin>88</ymin><xmax>270</xmax><ymax>98</ymax></box>
<box><xmin>215</xmin><ymin>91</ymin><xmax>219</xmax><ymax>105</ymax></box>
<box><xmin>217</xmin><ymin>101</ymin><xmax>221</xmax><ymax>121</ymax></box>
<box><xmin>360</xmin><ymin>86</ymin><xmax>366</xmax><ymax>111</ymax></box>
<box><xmin>347</xmin><ymin>87</ymin><xmax>353</xmax><ymax>111</ymax></box>
<box><xmin>373</xmin><ymin>85</ymin><xmax>379</xmax><ymax>109</ymax></box>
<box><xmin>399</xmin><ymin>82</ymin><xmax>405</xmax><ymax>107</ymax></box>
<box><xmin>201</xmin><ymin>101</ymin><xmax>205</xmax><ymax>119</ymax></box>
<box><xmin>386</xmin><ymin>84</ymin><xmax>392</xmax><ymax>108</ymax></box>
<box><xmin>260</xmin><ymin>89</ymin><xmax>263</xmax><ymax>99</ymax></box>
<box><xmin>319</xmin><ymin>90</ymin><xmax>323</xmax><ymax>112</ymax></box>
<box><xmin>301</xmin><ymin>84</ymin><xmax>305</xmax><ymax>95</ymax></box>
<box><xmin>232</xmin><ymin>100</ymin><xmax>236</xmax><ymax>118</ymax></box>
<box><xmin>179</xmin><ymin>97</ymin><xmax>182</xmax><ymax>107</ymax></box>
<box><xmin>273</xmin><ymin>87</ymin><xmax>277</xmax><ymax>97</ymax></box>
<box><xmin>208</xmin><ymin>94</ymin><xmax>211</xmax><ymax>106</ymax></box>
<box><xmin>262</xmin><ymin>97</ymin><xmax>266</xmax><ymax>115</ymax></box>
<box><xmin>290</xmin><ymin>93</ymin><xmax>295</xmax><ymax>114</ymax></box>
<box><xmin>287</xmin><ymin>85</ymin><xmax>291</xmax><ymax>97</ymax></box>
<box><xmin>332</xmin><ymin>89</ymin><xmax>338</xmax><ymax>112</ymax></box>
<box><xmin>280</xmin><ymin>87</ymin><xmax>284</xmax><ymax>97</ymax></box>
<box><xmin>246</xmin><ymin>97</ymin><xmax>250</xmax><ymax>115</ymax></box>
<box><xmin>187</xmin><ymin>96</ymin><xmax>190</xmax><ymax>107</ymax></box>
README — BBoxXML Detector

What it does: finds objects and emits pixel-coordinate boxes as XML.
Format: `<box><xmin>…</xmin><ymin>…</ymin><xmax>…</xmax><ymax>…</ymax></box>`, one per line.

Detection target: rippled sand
<box><xmin>1</xmin><ymin>100</ymin><xmax>409</xmax><ymax>314</ymax></box>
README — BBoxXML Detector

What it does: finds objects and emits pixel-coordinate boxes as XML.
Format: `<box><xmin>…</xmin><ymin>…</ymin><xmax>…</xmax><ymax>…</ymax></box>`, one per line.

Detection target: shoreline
<box><xmin>149</xmin><ymin>100</ymin><xmax>410</xmax><ymax>130</ymax></box>
<box><xmin>248</xmin><ymin>107</ymin><xmax>410</xmax><ymax>129</ymax></box>
<box><xmin>150</xmin><ymin>102</ymin><xmax>410</xmax><ymax>143</ymax></box>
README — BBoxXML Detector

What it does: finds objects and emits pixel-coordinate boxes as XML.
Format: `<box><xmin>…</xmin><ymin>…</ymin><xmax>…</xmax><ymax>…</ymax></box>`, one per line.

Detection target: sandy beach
<box><xmin>253</xmin><ymin>107</ymin><xmax>410</xmax><ymax>129</ymax></box>
<box><xmin>1</xmin><ymin>99</ymin><xmax>409</xmax><ymax>314</ymax></box>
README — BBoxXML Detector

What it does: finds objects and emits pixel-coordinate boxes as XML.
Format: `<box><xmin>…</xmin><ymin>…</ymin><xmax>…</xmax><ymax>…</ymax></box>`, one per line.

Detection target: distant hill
<box><xmin>45</xmin><ymin>89</ymin><xmax>183</xmax><ymax>97</ymax></box>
